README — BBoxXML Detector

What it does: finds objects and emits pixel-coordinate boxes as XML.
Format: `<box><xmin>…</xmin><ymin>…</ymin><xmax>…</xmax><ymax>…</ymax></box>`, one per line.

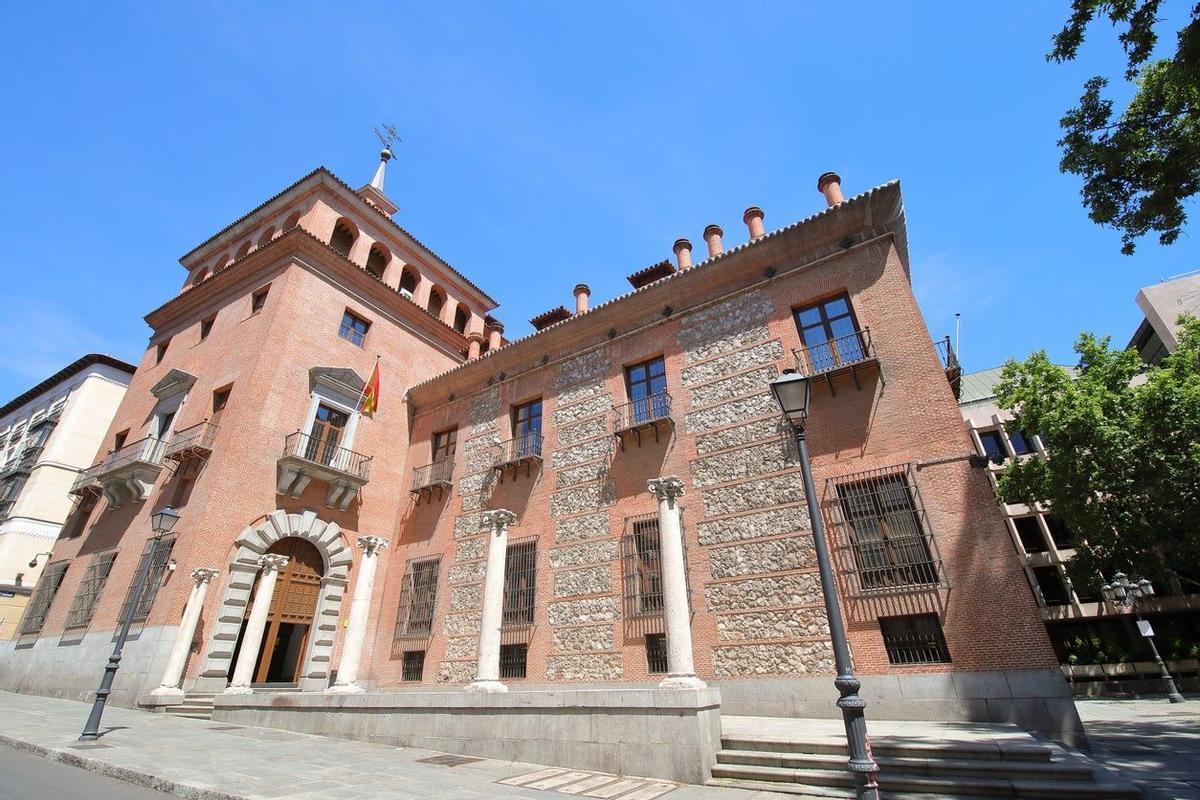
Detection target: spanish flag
<box><xmin>359</xmin><ymin>359</ymin><xmax>381</xmax><ymax>417</ymax></box>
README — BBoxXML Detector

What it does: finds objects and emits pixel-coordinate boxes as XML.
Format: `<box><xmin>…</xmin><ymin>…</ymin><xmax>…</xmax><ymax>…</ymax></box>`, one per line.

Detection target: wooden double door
<box><xmin>246</xmin><ymin>537</ymin><xmax>324</xmax><ymax>685</ymax></box>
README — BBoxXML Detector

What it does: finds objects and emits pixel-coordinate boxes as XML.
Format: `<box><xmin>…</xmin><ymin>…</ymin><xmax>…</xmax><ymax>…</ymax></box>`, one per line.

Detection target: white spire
<box><xmin>369</xmin><ymin>147</ymin><xmax>392</xmax><ymax>193</ymax></box>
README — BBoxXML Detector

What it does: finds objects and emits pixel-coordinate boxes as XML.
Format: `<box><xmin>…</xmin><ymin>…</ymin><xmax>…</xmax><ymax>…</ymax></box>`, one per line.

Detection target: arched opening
<box><xmin>427</xmin><ymin>288</ymin><xmax>445</xmax><ymax>319</ymax></box>
<box><xmin>399</xmin><ymin>268</ymin><xmax>419</xmax><ymax>298</ymax></box>
<box><xmin>235</xmin><ymin>240</ymin><xmax>252</xmax><ymax>260</ymax></box>
<box><xmin>227</xmin><ymin>537</ymin><xmax>325</xmax><ymax>686</ymax></box>
<box><xmin>193</xmin><ymin>267</ymin><xmax>210</xmax><ymax>285</ymax></box>
<box><xmin>283</xmin><ymin>211</ymin><xmax>302</xmax><ymax>230</ymax></box>
<box><xmin>365</xmin><ymin>243</ymin><xmax>389</xmax><ymax>280</ymax></box>
<box><xmin>213</xmin><ymin>254</ymin><xmax>230</xmax><ymax>272</ymax></box>
<box><xmin>453</xmin><ymin>306</ymin><xmax>469</xmax><ymax>334</ymax></box>
<box><xmin>330</xmin><ymin>218</ymin><xmax>357</xmax><ymax>258</ymax></box>
<box><xmin>257</xmin><ymin>227</ymin><xmax>276</xmax><ymax>248</ymax></box>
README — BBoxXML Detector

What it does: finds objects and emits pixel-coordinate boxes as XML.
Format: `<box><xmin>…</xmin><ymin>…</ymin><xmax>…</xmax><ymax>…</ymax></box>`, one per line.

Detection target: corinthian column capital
<box><xmin>482</xmin><ymin>509</ymin><xmax>517</xmax><ymax>530</ymax></box>
<box><xmin>191</xmin><ymin>568</ymin><xmax>220</xmax><ymax>585</ymax></box>
<box><xmin>259</xmin><ymin>554</ymin><xmax>290</xmax><ymax>573</ymax></box>
<box><xmin>648</xmin><ymin>476</ymin><xmax>685</xmax><ymax>502</ymax></box>
<box><xmin>357</xmin><ymin>535</ymin><xmax>389</xmax><ymax>556</ymax></box>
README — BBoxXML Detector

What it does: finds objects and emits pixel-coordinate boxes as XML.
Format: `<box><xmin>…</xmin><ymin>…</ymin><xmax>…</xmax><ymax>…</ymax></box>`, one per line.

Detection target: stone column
<box><xmin>648</xmin><ymin>476</ymin><xmax>706</xmax><ymax>689</ymax></box>
<box><xmin>149</xmin><ymin>568</ymin><xmax>220</xmax><ymax>702</ymax></box>
<box><xmin>327</xmin><ymin>536</ymin><xmax>388</xmax><ymax>694</ymax></box>
<box><xmin>224</xmin><ymin>554</ymin><xmax>289</xmax><ymax>695</ymax></box>
<box><xmin>466</xmin><ymin>509</ymin><xmax>516</xmax><ymax>693</ymax></box>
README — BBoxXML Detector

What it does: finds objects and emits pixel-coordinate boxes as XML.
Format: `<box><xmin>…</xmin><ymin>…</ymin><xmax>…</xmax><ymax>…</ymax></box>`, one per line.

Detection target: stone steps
<box><xmin>716</xmin><ymin>749</ymin><xmax>1096</xmax><ymax>781</ymax></box>
<box><xmin>164</xmin><ymin>693</ymin><xmax>215</xmax><ymax>721</ymax></box>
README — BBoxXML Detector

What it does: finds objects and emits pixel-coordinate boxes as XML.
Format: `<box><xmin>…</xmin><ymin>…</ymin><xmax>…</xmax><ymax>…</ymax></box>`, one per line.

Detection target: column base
<box><xmin>464</xmin><ymin>680</ymin><xmax>508</xmax><ymax>693</ymax></box>
<box><xmin>222</xmin><ymin>685</ymin><xmax>254</xmax><ymax>695</ymax></box>
<box><xmin>145</xmin><ymin>686</ymin><xmax>185</xmax><ymax>704</ymax></box>
<box><xmin>659</xmin><ymin>674</ymin><xmax>708</xmax><ymax>690</ymax></box>
<box><xmin>325</xmin><ymin>683</ymin><xmax>365</xmax><ymax>695</ymax></box>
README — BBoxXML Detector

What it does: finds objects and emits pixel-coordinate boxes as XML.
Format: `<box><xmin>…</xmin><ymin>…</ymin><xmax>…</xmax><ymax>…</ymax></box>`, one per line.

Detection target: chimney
<box><xmin>673</xmin><ymin>238</ymin><xmax>693</xmax><ymax>270</ymax></box>
<box><xmin>817</xmin><ymin>172</ymin><xmax>844</xmax><ymax>206</ymax></box>
<box><xmin>743</xmin><ymin>206</ymin><xmax>765</xmax><ymax>239</ymax></box>
<box><xmin>703</xmin><ymin>225</ymin><xmax>724</xmax><ymax>258</ymax></box>
<box><xmin>573</xmin><ymin>284</ymin><xmax>591</xmax><ymax>314</ymax></box>
<box><xmin>485</xmin><ymin>318</ymin><xmax>504</xmax><ymax>351</ymax></box>
<box><xmin>467</xmin><ymin>332</ymin><xmax>485</xmax><ymax>360</ymax></box>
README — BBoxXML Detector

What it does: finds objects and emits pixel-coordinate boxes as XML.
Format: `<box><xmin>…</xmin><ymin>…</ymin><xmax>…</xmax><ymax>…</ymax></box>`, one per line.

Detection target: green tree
<box><xmin>1048</xmin><ymin>2</ymin><xmax>1199</xmax><ymax>254</ymax></box>
<box><xmin>993</xmin><ymin>316</ymin><xmax>1200</xmax><ymax>595</ymax></box>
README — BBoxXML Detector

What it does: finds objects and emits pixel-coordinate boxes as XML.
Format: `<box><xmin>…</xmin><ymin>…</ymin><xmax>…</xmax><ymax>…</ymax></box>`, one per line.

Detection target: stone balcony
<box><xmin>276</xmin><ymin>432</ymin><xmax>371</xmax><ymax>510</ymax></box>
<box><xmin>94</xmin><ymin>436</ymin><xmax>166</xmax><ymax>508</ymax></box>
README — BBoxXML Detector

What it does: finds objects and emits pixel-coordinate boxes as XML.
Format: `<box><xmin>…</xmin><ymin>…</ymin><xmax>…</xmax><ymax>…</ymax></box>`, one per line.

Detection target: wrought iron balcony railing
<box><xmin>282</xmin><ymin>432</ymin><xmax>372</xmax><ymax>481</ymax></box>
<box><xmin>68</xmin><ymin>462</ymin><xmax>105</xmax><ymax>496</ymax></box>
<box><xmin>163</xmin><ymin>421</ymin><xmax>219</xmax><ymax>462</ymax></box>
<box><xmin>99</xmin><ymin>436</ymin><xmax>165</xmax><ymax>474</ymax></box>
<box><xmin>935</xmin><ymin>336</ymin><xmax>963</xmax><ymax>399</ymax></box>
<box><xmin>494</xmin><ymin>432</ymin><xmax>543</xmax><ymax>467</ymax></box>
<box><xmin>410</xmin><ymin>458</ymin><xmax>454</xmax><ymax>494</ymax></box>
<box><xmin>793</xmin><ymin>327</ymin><xmax>876</xmax><ymax>377</ymax></box>
<box><xmin>613</xmin><ymin>391</ymin><xmax>673</xmax><ymax>444</ymax></box>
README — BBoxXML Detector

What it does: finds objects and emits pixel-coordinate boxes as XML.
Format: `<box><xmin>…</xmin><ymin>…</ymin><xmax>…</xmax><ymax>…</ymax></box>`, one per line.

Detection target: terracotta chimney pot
<box><xmin>573</xmin><ymin>284</ymin><xmax>591</xmax><ymax>314</ymax></box>
<box><xmin>673</xmin><ymin>238</ymin><xmax>693</xmax><ymax>270</ymax></box>
<box><xmin>817</xmin><ymin>172</ymin><xmax>844</xmax><ymax>206</ymax></box>
<box><xmin>703</xmin><ymin>224</ymin><xmax>724</xmax><ymax>258</ymax></box>
<box><xmin>485</xmin><ymin>321</ymin><xmax>504</xmax><ymax>351</ymax></box>
<box><xmin>467</xmin><ymin>332</ymin><xmax>485</xmax><ymax>360</ymax></box>
<box><xmin>743</xmin><ymin>206</ymin><xmax>765</xmax><ymax>239</ymax></box>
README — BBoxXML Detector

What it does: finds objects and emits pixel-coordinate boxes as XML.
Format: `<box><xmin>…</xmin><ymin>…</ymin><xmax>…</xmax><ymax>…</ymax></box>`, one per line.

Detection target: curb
<box><xmin>0</xmin><ymin>732</ymin><xmax>247</xmax><ymax>800</ymax></box>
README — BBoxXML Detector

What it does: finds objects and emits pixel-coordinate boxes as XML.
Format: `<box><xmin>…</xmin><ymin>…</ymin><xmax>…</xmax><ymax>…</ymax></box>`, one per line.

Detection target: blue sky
<box><xmin>0</xmin><ymin>2</ymin><xmax>1193</xmax><ymax>401</ymax></box>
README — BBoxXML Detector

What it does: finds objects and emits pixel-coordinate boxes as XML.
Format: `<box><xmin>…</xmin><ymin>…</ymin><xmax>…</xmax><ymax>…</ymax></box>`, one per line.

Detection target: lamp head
<box><xmin>769</xmin><ymin>370</ymin><xmax>812</xmax><ymax>428</ymax></box>
<box><xmin>151</xmin><ymin>506</ymin><xmax>181</xmax><ymax>535</ymax></box>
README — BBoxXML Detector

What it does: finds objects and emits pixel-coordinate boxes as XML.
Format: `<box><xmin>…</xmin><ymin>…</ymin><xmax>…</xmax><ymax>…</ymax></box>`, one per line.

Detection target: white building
<box><xmin>0</xmin><ymin>355</ymin><xmax>134</xmax><ymax>638</ymax></box>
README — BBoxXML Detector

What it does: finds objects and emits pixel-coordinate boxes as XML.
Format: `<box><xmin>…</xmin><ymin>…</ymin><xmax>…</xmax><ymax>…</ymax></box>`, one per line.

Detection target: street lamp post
<box><xmin>769</xmin><ymin>370</ymin><xmax>880</xmax><ymax>800</ymax></box>
<box><xmin>80</xmin><ymin>506</ymin><xmax>181</xmax><ymax>741</ymax></box>
<box><xmin>1100</xmin><ymin>572</ymin><xmax>1186</xmax><ymax>704</ymax></box>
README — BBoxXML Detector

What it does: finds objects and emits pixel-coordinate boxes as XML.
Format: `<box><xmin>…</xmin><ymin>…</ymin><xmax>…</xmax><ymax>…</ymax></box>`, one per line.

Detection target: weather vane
<box><xmin>374</xmin><ymin>123</ymin><xmax>401</xmax><ymax>152</ymax></box>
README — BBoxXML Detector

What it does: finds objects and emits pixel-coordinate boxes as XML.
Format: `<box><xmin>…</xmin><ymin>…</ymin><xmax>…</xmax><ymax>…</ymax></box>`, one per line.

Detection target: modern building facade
<box><xmin>1128</xmin><ymin>268</ymin><xmax>1200</xmax><ymax>365</ymax></box>
<box><xmin>0</xmin><ymin>355</ymin><xmax>134</xmax><ymax>639</ymax></box>
<box><xmin>0</xmin><ymin>154</ymin><xmax>1082</xmax><ymax>753</ymax></box>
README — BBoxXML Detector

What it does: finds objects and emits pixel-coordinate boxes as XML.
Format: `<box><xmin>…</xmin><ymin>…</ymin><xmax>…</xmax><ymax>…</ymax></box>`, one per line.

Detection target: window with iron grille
<box><xmin>339</xmin><ymin>310</ymin><xmax>371</xmax><ymax>347</ymax></box>
<box><xmin>793</xmin><ymin>295</ymin><xmax>866</xmax><ymax>372</ymax></box>
<box><xmin>1012</xmin><ymin>516</ymin><xmax>1049</xmax><ymax>554</ymax></box>
<box><xmin>18</xmin><ymin>561</ymin><xmax>68</xmax><ymax>635</ymax></box>
<box><xmin>622</xmin><ymin>514</ymin><xmax>664</xmax><ymax>617</ymax></box>
<box><xmin>65</xmin><ymin>551</ymin><xmax>118</xmax><ymax>629</ymax></box>
<box><xmin>118</xmin><ymin>537</ymin><xmax>177</xmax><ymax>622</ymax></box>
<box><xmin>402</xmin><ymin>650</ymin><xmax>426</xmax><ymax>681</ymax></box>
<box><xmin>625</xmin><ymin>357</ymin><xmax>668</xmax><ymax>425</ymax></box>
<box><xmin>832</xmin><ymin>467</ymin><xmax>942</xmax><ymax>593</ymax></box>
<box><xmin>502</xmin><ymin>541</ymin><xmax>537</xmax><ymax>627</ymax></box>
<box><xmin>394</xmin><ymin>557</ymin><xmax>441</xmax><ymax>638</ymax></box>
<box><xmin>879</xmin><ymin>614</ymin><xmax>951</xmax><ymax>665</ymax></box>
<box><xmin>512</xmin><ymin>400</ymin><xmax>543</xmax><ymax>459</ymax></box>
<box><xmin>500</xmin><ymin>643</ymin><xmax>528</xmax><ymax>678</ymax></box>
<box><xmin>645</xmin><ymin>633</ymin><xmax>668</xmax><ymax>673</ymax></box>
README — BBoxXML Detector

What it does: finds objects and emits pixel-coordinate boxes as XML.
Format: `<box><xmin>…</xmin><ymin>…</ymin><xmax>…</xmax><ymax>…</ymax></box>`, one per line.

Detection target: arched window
<box><xmin>365</xmin><ymin>244</ymin><xmax>389</xmax><ymax>280</ymax></box>
<box><xmin>193</xmin><ymin>267</ymin><xmax>210</xmax><ymax>285</ymax></box>
<box><xmin>235</xmin><ymin>241</ymin><xmax>252</xmax><ymax>260</ymax></box>
<box><xmin>283</xmin><ymin>211</ymin><xmax>302</xmax><ymax>230</ymax></box>
<box><xmin>330</xmin><ymin>219</ymin><xmax>357</xmax><ymax>258</ymax></box>
<box><xmin>453</xmin><ymin>306</ymin><xmax>469</xmax><ymax>334</ymax></box>
<box><xmin>257</xmin><ymin>227</ymin><xmax>276</xmax><ymax>248</ymax></box>
<box><xmin>399</xmin><ymin>268</ymin><xmax>419</xmax><ymax>296</ymax></box>
<box><xmin>213</xmin><ymin>254</ymin><xmax>230</xmax><ymax>272</ymax></box>
<box><xmin>428</xmin><ymin>288</ymin><xmax>445</xmax><ymax>319</ymax></box>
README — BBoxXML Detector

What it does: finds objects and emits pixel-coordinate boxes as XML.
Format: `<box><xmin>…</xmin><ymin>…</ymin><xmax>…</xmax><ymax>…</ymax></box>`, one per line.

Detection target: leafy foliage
<box><xmin>994</xmin><ymin>316</ymin><xmax>1200</xmax><ymax>595</ymax></box>
<box><xmin>1048</xmin><ymin>1</ymin><xmax>1200</xmax><ymax>254</ymax></box>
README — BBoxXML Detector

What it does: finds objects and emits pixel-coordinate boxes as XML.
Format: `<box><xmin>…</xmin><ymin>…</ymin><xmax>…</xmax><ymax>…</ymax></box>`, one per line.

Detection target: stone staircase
<box><xmin>163</xmin><ymin>693</ymin><xmax>215</xmax><ymax>721</ymax></box>
<box><xmin>708</xmin><ymin>716</ymin><xmax>1142</xmax><ymax>799</ymax></box>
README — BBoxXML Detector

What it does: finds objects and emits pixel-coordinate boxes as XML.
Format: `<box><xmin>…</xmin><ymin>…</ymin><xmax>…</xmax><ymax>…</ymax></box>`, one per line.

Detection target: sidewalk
<box><xmin>1076</xmin><ymin>697</ymin><xmax>1200</xmax><ymax>800</ymax></box>
<box><xmin>0</xmin><ymin>691</ymin><xmax>791</xmax><ymax>800</ymax></box>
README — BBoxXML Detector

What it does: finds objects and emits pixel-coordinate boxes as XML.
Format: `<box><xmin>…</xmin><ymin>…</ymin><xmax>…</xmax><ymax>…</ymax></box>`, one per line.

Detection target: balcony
<box><xmin>276</xmin><ymin>432</ymin><xmax>372</xmax><ymax>510</ymax></box>
<box><xmin>0</xmin><ymin>499</ymin><xmax>13</xmax><ymax>522</ymax></box>
<box><xmin>492</xmin><ymin>432</ymin><xmax>543</xmax><ymax>481</ymax></box>
<box><xmin>613</xmin><ymin>391</ymin><xmax>674</xmax><ymax>448</ymax></box>
<box><xmin>793</xmin><ymin>327</ymin><xmax>879</xmax><ymax>394</ymax></box>
<box><xmin>163</xmin><ymin>421</ymin><xmax>219</xmax><ymax>463</ymax></box>
<box><xmin>410</xmin><ymin>459</ymin><xmax>454</xmax><ymax>500</ymax></box>
<box><xmin>94</xmin><ymin>436</ymin><xmax>166</xmax><ymax>508</ymax></box>
<box><xmin>935</xmin><ymin>336</ymin><xmax>962</xmax><ymax>399</ymax></box>
<box><xmin>68</xmin><ymin>462</ymin><xmax>105</xmax><ymax>497</ymax></box>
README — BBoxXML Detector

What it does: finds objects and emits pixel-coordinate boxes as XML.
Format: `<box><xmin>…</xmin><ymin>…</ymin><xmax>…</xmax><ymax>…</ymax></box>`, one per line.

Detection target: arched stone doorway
<box><xmin>193</xmin><ymin>510</ymin><xmax>352</xmax><ymax>694</ymax></box>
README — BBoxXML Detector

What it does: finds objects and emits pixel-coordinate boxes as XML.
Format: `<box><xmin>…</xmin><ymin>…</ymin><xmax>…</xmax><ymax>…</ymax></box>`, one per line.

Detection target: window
<box><xmin>330</xmin><ymin>219</ymin><xmax>357</xmax><ymax>258</ymax></box>
<box><xmin>879</xmin><ymin>614</ymin><xmax>951</xmax><ymax>665</ymax></box>
<box><xmin>65</xmin><ymin>550</ymin><xmax>118</xmax><ymax>628</ymax></box>
<box><xmin>338</xmin><ymin>310</ymin><xmax>371</xmax><ymax>347</ymax></box>
<box><xmin>305</xmin><ymin>404</ymin><xmax>349</xmax><ymax>466</ymax></box>
<box><xmin>251</xmin><ymin>285</ymin><xmax>270</xmax><ymax>314</ymax></box>
<box><xmin>645</xmin><ymin>634</ymin><xmax>668</xmax><ymax>674</ymax></box>
<box><xmin>1033</xmin><ymin>565</ymin><xmax>1070</xmax><ymax>605</ymax></box>
<box><xmin>200</xmin><ymin>315</ymin><xmax>215</xmax><ymax>340</ymax></box>
<box><xmin>400</xmin><ymin>269</ymin><xmax>418</xmax><ymax>296</ymax></box>
<box><xmin>453</xmin><ymin>306</ymin><xmax>469</xmax><ymax>335</ymax></box>
<box><xmin>977</xmin><ymin>430</ymin><xmax>1006</xmax><ymax>461</ymax></box>
<box><xmin>18</xmin><ymin>561</ymin><xmax>68</xmax><ymax>635</ymax></box>
<box><xmin>212</xmin><ymin>385</ymin><xmax>231</xmax><ymax>414</ymax></box>
<box><xmin>432</xmin><ymin>428</ymin><xmax>457</xmax><ymax>462</ymax></box>
<box><xmin>113</xmin><ymin>430</ymin><xmax>129</xmax><ymax>451</ymax></box>
<box><xmin>512</xmin><ymin>400</ymin><xmax>543</xmax><ymax>459</ymax></box>
<box><xmin>622</xmin><ymin>515</ymin><xmax>665</xmax><ymax>616</ymax></box>
<box><xmin>625</xmin><ymin>357</ymin><xmax>668</xmax><ymax>425</ymax></box>
<box><xmin>793</xmin><ymin>294</ymin><xmax>864</xmax><ymax>372</ymax></box>
<box><xmin>835</xmin><ymin>470</ymin><xmax>939</xmax><ymax>590</ymax></box>
<box><xmin>155</xmin><ymin>340</ymin><xmax>169</xmax><ymax>364</ymax></box>
<box><xmin>1044</xmin><ymin>515</ymin><xmax>1074</xmax><ymax>550</ymax></box>
<box><xmin>1008</xmin><ymin>429</ymin><xmax>1034</xmax><ymax>456</ymax></box>
<box><xmin>395</xmin><ymin>558</ymin><xmax>441</xmax><ymax>638</ymax></box>
<box><xmin>499</xmin><ymin>643</ymin><xmax>528</xmax><ymax>679</ymax></box>
<box><xmin>502</xmin><ymin>541</ymin><xmax>537</xmax><ymax>627</ymax></box>
<box><xmin>427</xmin><ymin>289</ymin><xmax>445</xmax><ymax>319</ymax></box>
<box><xmin>402</xmin><ymin>650</ymin><xmax>426</xmax><ymax>681</ymax></box>
<box><xmin>366</xmin><ymin>244</ymin><xmax>389</xmax><ymax>279</ymax></box>
<box><xmin>0</xmin><ymin>473</ymin><xmax>28</xmax><ymax>520</ymax></box>
<box><xmin>1013</xmin><ymin>516</ymin><xmax>1049</xmax><ymax>554</ymax></box>
<box><xmin>62</xmin><ymin>494</ymin><xmax>98</xmax><ymax>539</ymax></box>
<box><xmin>119</xmin><ymin>537</ymin><xmax>177</xmax><ymax>621</ymax></box>
<box><xmin>155</xmin><ymin>409</ymin><xmax>176</xmax><ymax>441</ymax></box>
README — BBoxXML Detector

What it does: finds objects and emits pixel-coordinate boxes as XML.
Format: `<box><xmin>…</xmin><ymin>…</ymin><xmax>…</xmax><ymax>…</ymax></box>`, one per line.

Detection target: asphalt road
<box><xmin>0</xmin><ymin>744</ymin><xmax>170</xmax><ymax>799</ymax></box>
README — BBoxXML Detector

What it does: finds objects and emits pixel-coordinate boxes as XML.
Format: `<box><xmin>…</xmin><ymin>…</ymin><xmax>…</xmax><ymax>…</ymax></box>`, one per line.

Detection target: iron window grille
<box><xmin>621</xmin><ymin>512</ymin><xmax>689</xmax><ymax>618</ymax></box>
<box><xmin>645</xmin><ymin>633</ymin><xmax>668</xmax><ymax>674</ymax></box>
<box><xmin>18</xmin><ymin>561</ymin><xmax>68</xmax><ymax>635</ymax></box>
<box><xmin>118</xmin><ymin>537</ymin><xmax>177</xmax><ymax>622</ymax></box>
<box><xmin>502</xmin><ymin>540</ymin><xmax>537</xmax><ymax>628</ymax></box>
<box><xmin>65</xmin><ymin>551</ymin><xmax>119</xmax><ymax>629</ymax></box>
<box><xmin>828</xmin><ymin>465</ymin><xmax>945</xmax><ymax>595</ymax></box>
<box><xmin>499</xmin><ymin>643</ymin><xmax>528</xmax><ymax>678</ymax></box>
<box><xmin>395</xmin><ymin>557</ymin><xmax>441</xmax><ymax>638</ymax></box>
<box><xmin>879</xmin><ymin>614</ymin><xmax>951</xmax><ymax>665</ymax></box>
<box><xmin>402</xmin><ymin>650</ymin><xmax>426</xmax><ymax>682</ymax></box>
<box><xmin>338</xmin><ymin>310</ymin><xmax>371</xmax><ymax>347</ymax></box>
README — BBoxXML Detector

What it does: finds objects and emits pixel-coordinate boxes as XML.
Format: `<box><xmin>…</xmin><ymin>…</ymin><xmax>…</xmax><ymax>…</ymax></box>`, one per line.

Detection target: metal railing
<box><xmin>99</xmin><ymin>436</ymin><xmax>165</xmax><ymax>474</ymax></box>
<box><xmin>494</xmin><ymin>432</ymin><xmax>543</xmax><ymax>467</ymax></box>
<box><xmin>613</xmin><ymin>391</ymin><xmax>672</xmax><ymax>432</ymax></box>
<box><xmin>411</xmin><ymin>459</ymin><xmax>454</xmax><ymax>492</ymax></box>
<box><xmin>793</xmin><ymin>327</ymin><xmax>875</xmax><ymax>376</ymax></box>
<box><xmin>283</xmin><ymin>432</ymin><xmax>372</xmax><ymax>481</ymax></box>
<box><xmin>163</xmin><ymin>421</ymin><xmax>219</xmax><ymax>460</ymax></box>
<box><xmin>0</xmin><ymin>499</ymin><xmax>13</xmax><ymax>522</ymax></box>
<box><xmin>501</xmin><ymin>539</ymin><xmax>537</xmax><ymax>628</ymax></box>
<box><xmin>394</xmin><ymin>557</ymin><xmax>441</xmax><ymax>639</ymax></box>
<box><xmin>69</xmin><ymin>463</ymin><xmax>105</xmax><ymax>495</ymax></box>
<box><xmin>935</xmin><ymin>336</ymin><xmax>963</xmax><ymax>398</ymax></box>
